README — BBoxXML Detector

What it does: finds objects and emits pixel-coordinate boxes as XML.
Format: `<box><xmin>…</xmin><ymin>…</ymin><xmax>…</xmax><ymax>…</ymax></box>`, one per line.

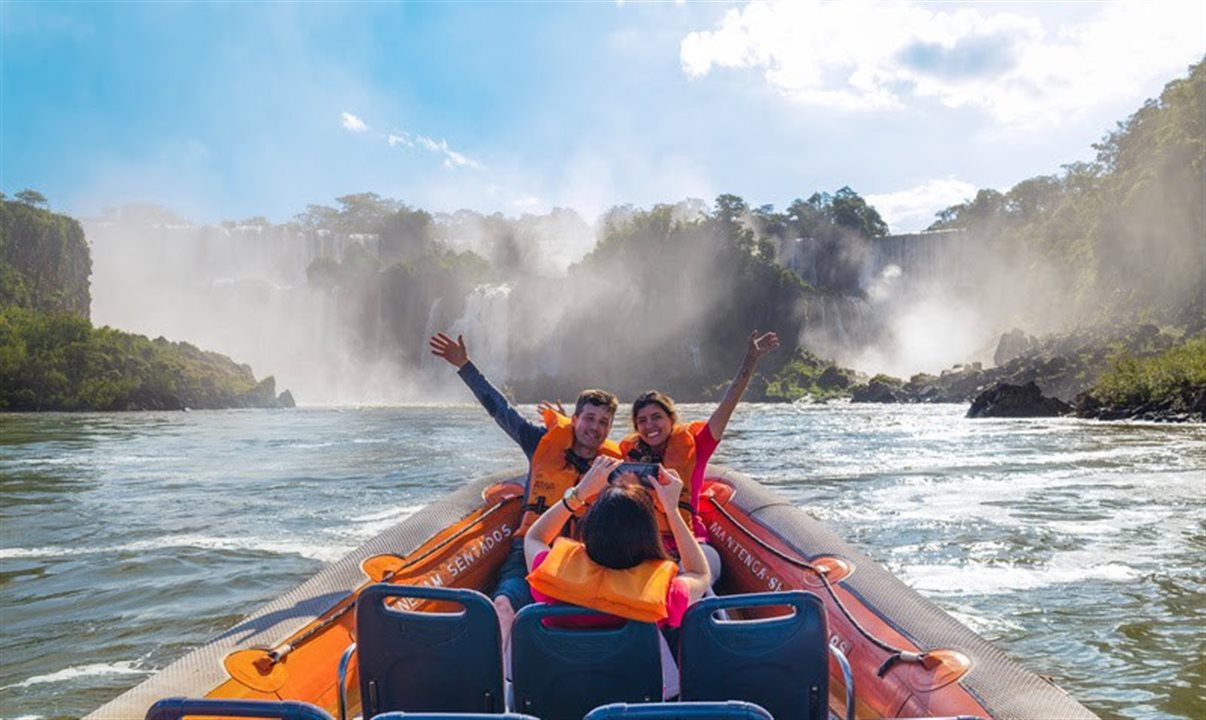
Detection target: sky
<box><xmin>3</xmin><ymin>1</ymin><xmax>1203</xmax><ymax>233</ymax></box>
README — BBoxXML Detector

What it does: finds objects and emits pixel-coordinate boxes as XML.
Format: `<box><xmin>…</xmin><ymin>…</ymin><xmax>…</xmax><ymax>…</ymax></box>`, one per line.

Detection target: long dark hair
<box><xmin>579</xmin><ymin>483</ymin><xmax>668</xmax><ymax>570</ymax></box>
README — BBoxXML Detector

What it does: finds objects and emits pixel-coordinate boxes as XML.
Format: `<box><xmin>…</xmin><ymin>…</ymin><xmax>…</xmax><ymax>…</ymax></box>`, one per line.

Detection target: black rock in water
<box><xmin>277</xmin><ymin>390</ymin><xmax>296</xmax><ymax>408</ymax></box>
<box><xmin>967</xmin><ymin>382</ymin><xmax>1072</xmax><ymax>418</ymax></box>
<box><xmin>852</xmin><ymin>379</ymin><xmax>908</xmax><ymax>403</ymax></box>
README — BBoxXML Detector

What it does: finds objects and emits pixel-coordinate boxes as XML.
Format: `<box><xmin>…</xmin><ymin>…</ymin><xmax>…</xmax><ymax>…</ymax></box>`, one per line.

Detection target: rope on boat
<box><xmin>258</xmin><ymin>496</ymin><xmax>520</xmax><ymax>669</ymax></box>
<box><xmin>706</xmin><ymin>496</ymin><xmax>928</xmax><ymax>678</ymax></box>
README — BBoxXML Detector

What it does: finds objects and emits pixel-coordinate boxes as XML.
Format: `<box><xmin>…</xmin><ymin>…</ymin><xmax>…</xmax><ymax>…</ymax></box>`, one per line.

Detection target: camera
<box><xmin>608</xmin><ymin>462</ymin><xmax>660</xmax><ymax>488</ymax></box>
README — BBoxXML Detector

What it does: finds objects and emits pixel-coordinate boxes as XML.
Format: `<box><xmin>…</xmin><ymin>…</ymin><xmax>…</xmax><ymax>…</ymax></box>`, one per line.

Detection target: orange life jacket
<box><xmin>519</xmin><ymin>409</ymin><xmax>622</xmax><ymax>536</ymax></box>
<box><xmin>619</xmin><ymin>421</ymin><xmax>705</xmax><ymax>534</ymax></box>
<box><xmin>526</xmin><ymin>538</ymin><xmax>678</xmax><ymax>623</ymax></box>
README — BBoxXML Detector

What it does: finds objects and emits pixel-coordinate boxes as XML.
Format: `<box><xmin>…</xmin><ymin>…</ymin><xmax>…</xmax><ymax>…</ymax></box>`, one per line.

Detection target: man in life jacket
<box><xmin>429</xmin><ymin>331</ymin><xmax>621</xmax><ymax>648</ymax></box>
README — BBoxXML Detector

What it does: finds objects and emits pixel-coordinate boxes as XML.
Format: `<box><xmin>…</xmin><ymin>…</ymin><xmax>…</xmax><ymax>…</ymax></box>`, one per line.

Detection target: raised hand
<box><xmin>537</xmin><ymin>399</ymin><xmax>566</xmax><ymax>417</ymax></box>
<box><xmin>747</xmin><ymin>330</ymin><xmax>780</xmax><ymax>361</ymax></box>
<box><xmin>652</xmin><ymin>465</ymin><xmax>684</xmax><ymax>515</ymax></box>
<box><xmin>578</xmin><ymin>455</ymin><xmax>621</xmax><ymax>502</ymax></box>
<box><xmin>428</xmin><ymin>333</ymin><xmax>469</xmax><ymax>369</ymax></box>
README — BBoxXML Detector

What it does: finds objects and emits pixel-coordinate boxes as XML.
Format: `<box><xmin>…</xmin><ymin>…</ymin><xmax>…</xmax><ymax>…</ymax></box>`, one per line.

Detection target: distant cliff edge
<box><xmin>0</xmin><ymin>194</ymin><xmax>295</xmax><ymax>411</ymax></box>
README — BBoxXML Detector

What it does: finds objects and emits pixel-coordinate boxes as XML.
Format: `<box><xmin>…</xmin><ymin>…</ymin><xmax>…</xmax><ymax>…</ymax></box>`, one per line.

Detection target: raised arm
<box><xmin>707</xmin><ymin>330</ymin><xmax>780</xmax><ymax>442</ymax></box>
<box><xmin>653</xmin><ymin>467</ymin><xmax>711</xmax><ymax>602</ymax></box>
<box><xmin>429</xmin><ymin>332</ymin><xmax>544</xmax><ymax>455</ymax></box>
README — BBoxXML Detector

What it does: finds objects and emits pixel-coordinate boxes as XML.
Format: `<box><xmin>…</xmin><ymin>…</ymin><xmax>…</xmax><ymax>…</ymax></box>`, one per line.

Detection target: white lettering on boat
<box><xmin>447</xmin><ymin>523</ymin><xmax>514</xmax><ymax>578</ymax></box>
<box><xmin>392</xmin><ymin>523</ymin><xmax>514</xmax><ymax>610</ymax></box>
<box><xmin>393</xmin><ymin>572</ymin><xmax>448</xmax><ymax>610</ymax></box>
<box><xmin>708</xmin><ymin>521</ymin><xmax>784</xmax><ymax>592</ymax></box>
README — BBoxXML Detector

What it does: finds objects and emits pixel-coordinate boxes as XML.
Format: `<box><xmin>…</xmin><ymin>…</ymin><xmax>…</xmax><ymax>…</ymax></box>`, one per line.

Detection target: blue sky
<box><xmin>3</xmin><ymin>1</ymin><xmax>1203</xmax><ymax>232</ymax></box>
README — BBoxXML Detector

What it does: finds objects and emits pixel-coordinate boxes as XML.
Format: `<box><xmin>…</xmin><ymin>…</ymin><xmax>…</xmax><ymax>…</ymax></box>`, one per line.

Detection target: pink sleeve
<box><xmin>664</xmin><ymin>578</ymin><xmax>692</xmax><ymax>628</ymax></box>
<box><xmin>690</xmin><ymin>424</ymin><xmax>720</xmax><ymax>536</ymax></box>
<box><xmin>528</xmin><ymin>550</ymin><xmax>554</xmax><ymax>604</ymax></box>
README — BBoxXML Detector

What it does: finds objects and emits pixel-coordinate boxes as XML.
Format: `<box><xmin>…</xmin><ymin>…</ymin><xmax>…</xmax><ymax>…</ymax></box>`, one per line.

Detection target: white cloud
<box><xmin>340</xmin><ymin>111</ymin><xmax>368</xmax><ymax>133</ymax></box>
<box><xmin>415</xmin><ymin>135</ymin><xmax>482</xmax><ymax>169</ymax></box>
<box><xmin>680</xmin><ymin>1</ymin><xmax>1205</xmax><ymax>125</ymax></box>
<box><xmin>387</xmin><ymin>133</ymin><xmax>412</xmax><ymax>147</ymax></box>
<box><xmin>866</xmin><ymin>178</ymin><xmax>978</xmax><ymax>233</ymax></box>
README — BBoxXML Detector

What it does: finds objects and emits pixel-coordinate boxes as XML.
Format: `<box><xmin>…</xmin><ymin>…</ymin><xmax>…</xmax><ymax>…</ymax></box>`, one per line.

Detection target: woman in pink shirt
<box><xmin>620</xmin><ymin>330</ymin><xmax>779</xmax><ymax>577</ymax></box>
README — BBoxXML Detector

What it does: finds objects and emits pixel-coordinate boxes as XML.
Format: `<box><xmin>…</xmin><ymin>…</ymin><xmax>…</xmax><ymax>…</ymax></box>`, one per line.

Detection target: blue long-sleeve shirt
<box><xmin>456</xmin><ymin>361</ymin><xmax>546</xmax><ymax>461</ymax></box>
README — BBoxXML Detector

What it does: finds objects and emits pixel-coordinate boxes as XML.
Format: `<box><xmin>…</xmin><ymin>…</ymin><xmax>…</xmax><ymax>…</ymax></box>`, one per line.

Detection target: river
<box><xmin>0</xmin><ymin>405</ymin><xmax>1202</xmax><ymax>719</ymax></box>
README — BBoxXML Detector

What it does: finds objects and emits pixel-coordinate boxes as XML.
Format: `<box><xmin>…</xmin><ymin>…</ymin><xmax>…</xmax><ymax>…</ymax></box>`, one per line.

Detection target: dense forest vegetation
<box><xmin>0</xmin><ymin>196</ymin><xmax>293</xmax><ymax>410</ymax></box>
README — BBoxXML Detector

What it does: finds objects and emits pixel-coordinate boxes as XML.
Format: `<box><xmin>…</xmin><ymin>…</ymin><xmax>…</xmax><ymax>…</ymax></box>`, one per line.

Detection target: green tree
<box><xmin>14</xmin><ymin>190</ymin><xmax>47</xmax><ymax>208</ymax></box>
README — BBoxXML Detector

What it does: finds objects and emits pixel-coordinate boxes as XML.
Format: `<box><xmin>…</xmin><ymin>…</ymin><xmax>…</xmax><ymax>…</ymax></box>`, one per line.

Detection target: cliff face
<box><xmin>0</xmin><ymin>198</ymin><xmax>295</xmax><ymax>411</ymax></box>
<box><xmin>0</xmin><ymin>199</ymin><xmax>91</xmax><ymax>319</ymax></box>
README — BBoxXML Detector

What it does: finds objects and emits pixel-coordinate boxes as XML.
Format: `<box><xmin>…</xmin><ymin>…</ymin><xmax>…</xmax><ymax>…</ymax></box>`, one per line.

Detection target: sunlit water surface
<box><xmin>1</xmin><ymin>405</ymin><xmax>1203</xmax><ymax>720</ymax></box>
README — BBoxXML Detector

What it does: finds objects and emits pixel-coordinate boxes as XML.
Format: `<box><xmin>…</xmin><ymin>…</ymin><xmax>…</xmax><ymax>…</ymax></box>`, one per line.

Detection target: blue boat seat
<box><xmin>584</xmin><ymin>701</ymin><xmax>773</xmax><ymax>720</ymax></box>
<box><xmin>511</xmin><ymin>603</ymin><xmax>662</xmax><ymax>720</ymax></box>
<box><xmin>366</xmin><ymin>709</ymin><xmax>537</xmax><ymax>713</ymax></box>
<box><xmin>353</xmin><ymin>584</ymin><xmax>505</xmax><ymax>718</ymax></box>
<box><xmin>679</xmin><ymin>591</ymin><xmax>829</xmax><ymax>720</ymax></box>
<box><xmin>145</xmin><ymin>698</ymin><xmax>334</xmax><ymax>720</ymax></box>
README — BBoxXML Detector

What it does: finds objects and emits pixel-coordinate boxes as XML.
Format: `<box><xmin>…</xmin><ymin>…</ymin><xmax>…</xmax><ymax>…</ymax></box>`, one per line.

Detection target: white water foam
<box><xmin>896</xmin><ymin>558</ymin><xmax>1140</xmax><ymax>596</ymax></box>
<box><xmin>3</xmin><ymin>457</ymin><xmax>76</xmax><ymax>466</ymax></box>
<box><xmin>3</xmin><ymin>661</ymin><xmax>145</xmax><ymax>689</ymax></box>
<box><xmin>0</xmin><ymin>534</ymin><xmax>348</xmax><ymax>564</ymax></box>
<box><xmin>346</xmin><ymin>504</ymin><xmax>426</xmax><ymax>539</ymax></box>
<box><xmin>943</xmin><ymin>608</ymin><xmax>1025</xmax><ymax>638</ymax></box>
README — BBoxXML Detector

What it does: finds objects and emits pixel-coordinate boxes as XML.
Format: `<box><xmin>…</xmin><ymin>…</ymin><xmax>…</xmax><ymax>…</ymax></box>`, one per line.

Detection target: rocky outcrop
<box><xmin>967</xmin><ymin>382</ymin><xmax>1072</xmax><ymax>418</ymax></box>
<box><xmin>1075</xmin><ymin>386</ymin><xmax>1206</xmax><ymax>422</ymax></box>
<box><xmin>850</xmin><ymin>324</ymin><xmax>1187</xmax><ymax>407</ymax></box>
<box><xmin>851</xmin><ymin>377</ymin><xmax>908</xmax><ymax>403</ymax></box>
<box><xmin>816</xmin><ymin>365</ymin><xmax>856</xmax><ymax>391</ymax></box>
<box><xmin>233</xmin><ymin>376</ymin><xmax>297</xmax><ymax>409</ymax></box>
<box><xmin>994</xmin><ymin>329</ymin><xmax>1035</xmax><ymax>366</ymax></box>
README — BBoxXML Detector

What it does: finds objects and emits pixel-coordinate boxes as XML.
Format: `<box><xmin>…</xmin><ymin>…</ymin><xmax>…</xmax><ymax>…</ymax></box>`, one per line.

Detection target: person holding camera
<box><xmin>522</xmin><ymin>456</ymin><xmax>712</xmax><ymax>699</ymax></box>
<box><xmin>523</xmin><ymin>456</ymin><xmax>713</xmax><ymax>623</ymax></box>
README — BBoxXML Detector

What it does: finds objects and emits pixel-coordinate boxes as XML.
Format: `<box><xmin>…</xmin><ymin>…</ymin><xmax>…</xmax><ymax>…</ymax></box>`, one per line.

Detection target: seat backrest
<box><xmin>584</xmin><ymin>701</ymin><xmax>774</xmax><ymax>720</ymax></box>
<box><xmin>511</xmin><ymin>603</ymin><xmax>662</xmax><ymax>720</ymax></box>
<box><xmin>369</xmin><ymin>715</ymin><xmax>541</xmax><ymax>720</ymax></box>
<box><xmin>679</xmin><ymin>591</ymin><xmax>829</xmax><ymax>720</ymax></box>
<box><xmin>145</xmin><ymin>698</ymin><xmax>334</xmax><ymax>720</ymax></box>
<box><xmin>366</xmin><ymin>709</ymin><xmax>537</xmax><ymax>713</ymax></box>
<box><xmin>355</xmin><ymin>584</ymin><xmax>505</xmax><ymax>717</ymax></box>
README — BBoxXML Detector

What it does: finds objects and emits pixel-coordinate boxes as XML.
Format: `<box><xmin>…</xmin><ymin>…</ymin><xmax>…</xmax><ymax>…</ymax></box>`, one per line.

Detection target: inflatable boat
<box><xmin>87</xmin><ymin>468</ymin><xmax>1099</xmax><ymax>720</ymax></box>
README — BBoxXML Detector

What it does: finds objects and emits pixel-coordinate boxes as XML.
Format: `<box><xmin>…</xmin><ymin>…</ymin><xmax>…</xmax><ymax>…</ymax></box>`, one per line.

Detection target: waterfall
<box><xmin>448</xmin><ymin>284</ymin><xmax>513</xmax><ymax>382</ymax></box>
